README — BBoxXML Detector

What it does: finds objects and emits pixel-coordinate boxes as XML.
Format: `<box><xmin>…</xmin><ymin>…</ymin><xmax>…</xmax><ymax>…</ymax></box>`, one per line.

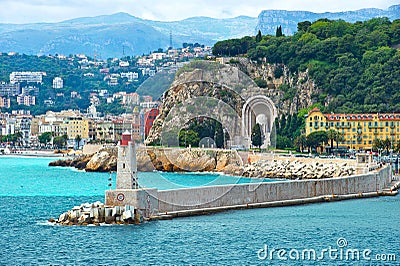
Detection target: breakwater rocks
<box><xmin>49</xmin><ymin>202</ymin><xmax>141</xmax><ymax>226</ymax></box>
<box><xmin>242</xmin><ymin>159</ymin><xmax>356</xmax><ymax>179</ymax></box>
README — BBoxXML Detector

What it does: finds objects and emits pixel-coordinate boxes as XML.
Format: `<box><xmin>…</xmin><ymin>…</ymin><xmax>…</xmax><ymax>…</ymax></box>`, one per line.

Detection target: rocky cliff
<box><xmin>49</xmin><ymin>147</ymin><xmax>243</xmax><ymax>174</ymax></box>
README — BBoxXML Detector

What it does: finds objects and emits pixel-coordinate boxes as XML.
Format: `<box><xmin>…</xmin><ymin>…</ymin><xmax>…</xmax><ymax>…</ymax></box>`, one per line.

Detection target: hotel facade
<box><xmin>305</xmin><ymin>108</ymin><xmax>400</xmax><ymax>151</ymax></box>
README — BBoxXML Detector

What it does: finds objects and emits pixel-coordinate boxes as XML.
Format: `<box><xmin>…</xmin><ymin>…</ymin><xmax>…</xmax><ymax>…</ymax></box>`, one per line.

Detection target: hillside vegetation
<box><xmin>213</xmin><ymin>17</ymin><xmax>400</xmax><ymax>113</ymax></box>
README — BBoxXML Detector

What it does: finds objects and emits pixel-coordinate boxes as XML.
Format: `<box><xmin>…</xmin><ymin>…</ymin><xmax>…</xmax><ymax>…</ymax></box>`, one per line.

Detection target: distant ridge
<box><xmin>257</xmin><ymin>4</ymin><xmax>400</xmax><ymax>35</ymax></box>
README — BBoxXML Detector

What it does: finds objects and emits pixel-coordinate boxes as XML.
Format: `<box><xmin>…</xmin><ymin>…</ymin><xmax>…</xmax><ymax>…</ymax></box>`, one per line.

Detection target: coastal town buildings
<box><xmin>306</xmin><ymin>108</ymin><xmax>400</xmax><ymax>151</ymax></box>
<box><xmin>0</xmin><ymin>44</ymin><xmax>214</xmax><ymax>147</ymax></box>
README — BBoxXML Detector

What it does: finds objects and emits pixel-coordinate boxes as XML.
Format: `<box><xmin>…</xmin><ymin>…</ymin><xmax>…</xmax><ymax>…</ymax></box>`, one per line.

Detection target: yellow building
<box><xmin>305</xmin><ymin>108</ymin><xmax>400</xmax><ymax>151</ymax></box>
<box><xmin>63</xmin><ymin>117</ymin><xmax>89</xmax><ymax>140</ymax></box>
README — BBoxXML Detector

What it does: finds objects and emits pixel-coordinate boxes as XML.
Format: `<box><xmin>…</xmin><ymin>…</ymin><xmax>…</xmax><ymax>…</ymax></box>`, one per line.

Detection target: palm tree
<box><xmin>383</xmin><ymin>138</ymin><xmax>392</xmax><ymax>155</ymax></box>
<box><xmin>334</xmin><ymin>132</ymin><xmax>345</xmax><ymax>151</ymax></box>
<box><xmin>15</xmin><ymin>131</ymin><xmax>23</xmax><ymax>147</ymax></box>
<box><xmin>372</xmin><ymin>138</ymin><xmax>384</xmax><ymax>152</ymax></box>
<box><xmin>326</xmin><ymin>129</ymin><xmax>337</xmax><ymax>154</ymax></box>
<box><xmin>75</xmin><ymin>135</ymin><xmax>82</xmax><ymax>150</ymax></box>
<box><xmin>394</xmin><ymin>140</ymin><xmax>400</xmax><ymax>153</ymax></box>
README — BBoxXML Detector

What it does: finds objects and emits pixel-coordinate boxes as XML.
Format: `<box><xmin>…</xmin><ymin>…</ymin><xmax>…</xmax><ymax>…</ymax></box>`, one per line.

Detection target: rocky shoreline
<box><xmin>49</xmin><ymin>146</ymin><xmax>359</xmax><ymax>180</ymax></box>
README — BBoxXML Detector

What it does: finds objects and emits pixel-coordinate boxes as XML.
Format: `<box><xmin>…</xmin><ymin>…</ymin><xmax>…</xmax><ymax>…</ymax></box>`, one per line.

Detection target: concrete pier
<box><xmin>105</xmin><ymin>165</ymin><xmax>394</xmax><ymax>220</ymax></box>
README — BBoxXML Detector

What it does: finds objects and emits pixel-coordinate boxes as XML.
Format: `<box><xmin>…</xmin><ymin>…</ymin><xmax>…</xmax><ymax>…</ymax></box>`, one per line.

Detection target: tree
<box><xmin>256</xmin><ymin>30</ymin><xmax>262</xmax><ymax>42</ymax></box>
<box><xmin>382</xmin><ymin>138</ymin><xmax>392</xmax><ymax>155</ymax></box>
<box><xmin>254</xmin><ymin>78</ymin><xmax>267</xmax><ymax>88</ymax></box>
<box><xmin>251</xmin><ymin>123</ymin><xmax>263</xmax><ymax>148</ymax></box>
<box><xmin>53</xmin><ymin>136</ymin><xmax>67</xmax><ymax>149</ymax></box>
<box><xmin>306</xmin><ymin>131</ymin><xmax>328</xmax><ymax>153</ymax></box>
<box><xmin>394</xmin><ymin>140</ymin><xmax>400</xmax><ymax>153</ymax></box>
<box><xmin>334</xmin><ymin>132</ymin><xmax>345</xmax><ymax>150</ymax></box>
<box><xmin>14</xmin><ymin>131</ymin><xmax>23</xmax><ymax>146</ymax></box>
<box><xmin>276</xmin><ymin>25</ymin><xmax>283</xmax><ymax>37</ymax></box>
<box><xmin>326</xmin><ymin>129</ymin><xmax>338</xmax><ymax>154</ymax></box>
<box><xmin>297</xmin><ymin>21</ymin><xmax>312</xmax><ymax>32</ymax></box>
<box><xmin>214</xmin><ymin>123</ymin><xmax>224</xmax><ymax>148</ymax></box>
<box><xmin>372</xmin><ymin>138</ymin><xmax>384</xmax><ymax>152</ymax></box>
<box><xmin>294</xmin><ymin>135</ymin><xmax>307</xmax><ymax>152</ymax></box>
<box><xmin>179</xmin><ymin>130</ymin><xmax>200</xmax><ymax>147</ymax></box>
<box><xmin>75</xmin><ymin>135</ymin><xmax>82</xmax><ymax>150</ymax></box>
<box><xmin>38</xmin><ymin>132</ymin><xmax>52</xmax><ymax>146</ymax></box>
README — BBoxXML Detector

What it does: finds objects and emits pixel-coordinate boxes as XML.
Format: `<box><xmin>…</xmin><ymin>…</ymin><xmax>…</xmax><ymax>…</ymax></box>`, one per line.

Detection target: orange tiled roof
<box><xmin>324</xmin><ymin>113</ymin><xmax>400</xmax><ymax>121</ymax></box>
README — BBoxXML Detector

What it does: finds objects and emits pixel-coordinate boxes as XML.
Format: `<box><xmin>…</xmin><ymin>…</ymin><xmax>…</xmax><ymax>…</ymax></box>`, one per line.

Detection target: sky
<box><xmin>0</xmin><ymin>0</ymin><xmax>398</xmax><ymax>24</ymax></box>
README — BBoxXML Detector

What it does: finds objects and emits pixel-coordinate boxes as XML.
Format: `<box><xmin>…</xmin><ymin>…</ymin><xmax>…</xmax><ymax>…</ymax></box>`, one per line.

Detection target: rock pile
<box><xmin>50</xmin><ymin>202</ymin><xmax>141</xmax><ymax>226</ymax></box>
<box><xmin>242</xmin><ymin>159</ymin><xmax>355</xmax><ymax>180</ymax></box>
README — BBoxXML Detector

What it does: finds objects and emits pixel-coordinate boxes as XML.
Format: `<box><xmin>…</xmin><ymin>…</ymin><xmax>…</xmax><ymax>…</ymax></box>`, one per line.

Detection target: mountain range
<box><xmin>0</xmin><ymin>5</ymin><xmax>398</xmax><ymax>59</ymax></box>
<box><xmin>257</xmin><ymin>4</ymin><xmax>400</xmax><ymax>35</ymax></box>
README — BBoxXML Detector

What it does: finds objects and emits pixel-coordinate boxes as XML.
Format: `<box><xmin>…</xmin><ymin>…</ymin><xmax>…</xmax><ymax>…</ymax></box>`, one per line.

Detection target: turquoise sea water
<box><xmin>0</xmin><ymin>156</ymin><xmax>399</xmax><ymax>265</ymax></box>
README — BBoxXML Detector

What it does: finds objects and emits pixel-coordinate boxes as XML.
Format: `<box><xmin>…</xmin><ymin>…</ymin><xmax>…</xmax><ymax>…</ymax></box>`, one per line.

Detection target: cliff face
<box><xmin>237</xmin><ymin>58</ymin><xmax>319</xmax><ymax>115</ymax></box>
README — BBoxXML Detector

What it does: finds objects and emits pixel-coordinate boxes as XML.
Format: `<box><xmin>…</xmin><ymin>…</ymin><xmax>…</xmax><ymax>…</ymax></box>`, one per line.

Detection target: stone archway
<box><xmin>242</xmin><ymin>95</ymin><xmax>278</xmax><ymax>148</ymax></box>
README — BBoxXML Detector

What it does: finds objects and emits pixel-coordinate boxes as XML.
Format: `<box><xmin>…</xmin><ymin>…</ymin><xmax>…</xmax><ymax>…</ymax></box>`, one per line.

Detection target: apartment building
<box><xmin>306</xmin><ymin>108</ymin><xmax>400</xmax><ymax>150</ymax></box>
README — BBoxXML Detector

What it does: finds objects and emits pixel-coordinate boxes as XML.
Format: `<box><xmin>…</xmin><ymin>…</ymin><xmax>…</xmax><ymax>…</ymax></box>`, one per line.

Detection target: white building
<box><xmin>53</xmin><ymin>77</ymin><xmax>64</xmax><ymax>89</ymax></box>
<box><xmin>121</xmin><ymin>72</ymin><xmax>139</xmax><ymax>82</ymax></box>
<box><xmin>119</xmin><ymin>61</ymin><xmax>129</xmax><ymax>67</ymax></box>
<box><xmin>151</xmin><ymin>53</ymin><xmax>166</xmax><ymax>60</ymax></box>
<box><xmin>10</xmin><ymin>72</ymin><xmax>46</xmax><ymax>84</ymax></box>
<box><xmin>16</xmin><ymin>95</ymin><xmax>36</xmax><ymax>106</ymax></box>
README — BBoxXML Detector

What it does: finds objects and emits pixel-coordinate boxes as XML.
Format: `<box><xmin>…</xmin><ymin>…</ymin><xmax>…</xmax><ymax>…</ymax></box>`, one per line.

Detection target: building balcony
<box><xmin>335</xmin><ymin>123</ymin><xmax>351</xmax><ymax>129</ymax></box>
<box><xmin>368</xmin><ymin>125</ymin><xmax>383</xmax><ymax>129</ymax></box>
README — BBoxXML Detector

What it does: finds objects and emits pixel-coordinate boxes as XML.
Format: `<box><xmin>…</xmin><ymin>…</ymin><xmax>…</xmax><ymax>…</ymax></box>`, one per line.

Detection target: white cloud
<box><xmin>0</xmin><ymin>0</ymin><xmax>397</xmax><ymax>24</ymax></box>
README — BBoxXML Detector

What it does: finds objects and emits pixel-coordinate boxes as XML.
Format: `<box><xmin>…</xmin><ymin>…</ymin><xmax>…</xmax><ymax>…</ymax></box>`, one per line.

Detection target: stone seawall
<box><xmin>106</xmin><ymin>166</ymin><xmax>392</xmax><ymax>216</ymax></box>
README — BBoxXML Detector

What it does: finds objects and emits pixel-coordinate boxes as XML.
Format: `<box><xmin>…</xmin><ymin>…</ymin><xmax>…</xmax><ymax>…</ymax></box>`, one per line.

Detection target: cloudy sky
<box><xmin>0</xmin><ymin>0</ymin><xmax>398</xmax><ymax>24</ymax></box>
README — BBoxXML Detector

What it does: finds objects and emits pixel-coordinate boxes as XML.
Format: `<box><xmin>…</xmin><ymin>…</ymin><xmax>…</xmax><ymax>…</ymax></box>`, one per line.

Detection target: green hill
<box><xmin>213</xmin><ymin>17</ymin><xmax>400</xmax><ymax>114</ymax></box>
